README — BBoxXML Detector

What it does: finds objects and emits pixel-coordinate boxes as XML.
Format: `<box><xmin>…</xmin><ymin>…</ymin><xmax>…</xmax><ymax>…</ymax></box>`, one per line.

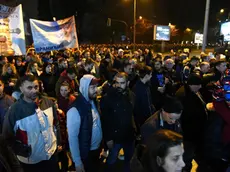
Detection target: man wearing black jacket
<box><xmin>100</xmin><ymin>72</ymin><xmax>136</xmax><ymax>172</ymax></box>
<box><xmin>141</xmin><ymin>96</ymin><xmax>183</xmax><ymax>144</ymax></box>
<box><xmin>176</xmin><ymin>74</ymin><xmax>208</xmax><ymax>172</ymax></box>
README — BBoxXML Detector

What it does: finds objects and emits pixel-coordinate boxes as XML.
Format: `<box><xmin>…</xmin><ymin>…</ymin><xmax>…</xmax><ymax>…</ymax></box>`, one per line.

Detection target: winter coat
<box><xmin>141</xmin><ymin>111</ymin><xmax>182</xmax><ymax>144</ymax></box>
<box><xmin>176</xmin><ymin>85</ymin><xmax>208</xmax><ymax>142</ymax></box>
<box><xmin>100</xmin><ymin>87</ymin><xmax>136</xmax><ymax>143</ymax></box>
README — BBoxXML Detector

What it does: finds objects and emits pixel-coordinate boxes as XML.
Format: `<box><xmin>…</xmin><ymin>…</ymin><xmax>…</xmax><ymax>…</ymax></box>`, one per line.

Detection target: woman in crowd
<box><xmin>56</xmin><ymin>81</ymin><xmax>76</xmax><ymax>171</ymax></box>
<box><xmin>39</xmin><ymin>63</ymin><xmax>56</xmax><ymax>97</ymax></box>
<box><xmin>26</xmin><ymin>61</ymin><xmax>40</xmax><ymax>77</ymax></box>
<box><xmin>131</xmin><ymin>129</ymin><xmax>185</xmax><ymax>172</ymax></box>
<box><xmin>1</xmin><ymin>63</ymin><xmax>19</xmax><ymax>95</ymax></box>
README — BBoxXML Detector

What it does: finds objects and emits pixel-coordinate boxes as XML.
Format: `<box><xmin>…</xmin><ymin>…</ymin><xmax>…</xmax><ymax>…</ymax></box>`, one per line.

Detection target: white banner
<box><xmin>0</xmin><ymin>4</ymin><xmax>26</xmax><ymax>56</ymax></box>
<box><xmin>30</xmin><ymin>16</ymin><xmax>79</xmax><ymax>53</ymax></box>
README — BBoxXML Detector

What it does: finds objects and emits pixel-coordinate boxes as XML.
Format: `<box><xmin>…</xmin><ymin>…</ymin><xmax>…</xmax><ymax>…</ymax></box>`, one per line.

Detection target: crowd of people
<box><xmin>0</xmin><ymin>45</ymin><xmax>230</xmax><ymax>172</ymax></box>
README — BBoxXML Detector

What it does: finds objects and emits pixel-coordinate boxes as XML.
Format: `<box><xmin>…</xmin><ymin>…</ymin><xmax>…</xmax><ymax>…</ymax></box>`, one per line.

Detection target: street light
<box><xmin>220</xmin><ymin>9</ymin><xmax>224</xmax><ymax>13</ymax></box>
<box><xmin>139</xmin><ymin>16</ymin><xmax>143</xmax><ymax>20</ymax></box>
<box><xmin>134</xmin><ymin>0</ymin><xmax>136</xmax><ymax>49</ymax></box>
<box><xmin>185</xmin><ymin>28</ymin><xmax>192</xmax><ymax>32</ymax></box>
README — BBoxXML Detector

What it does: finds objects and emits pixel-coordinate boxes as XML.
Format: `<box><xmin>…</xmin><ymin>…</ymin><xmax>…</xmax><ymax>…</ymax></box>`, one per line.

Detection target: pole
<box><xmin>133</xmin><ymin>0</ymin><xmax>136</xmax><ymax>50</ymax></box>
<box><xmin>202</xmin><ymin>0</ymin><xmax>210</xmax><ymax>52</ymax></box>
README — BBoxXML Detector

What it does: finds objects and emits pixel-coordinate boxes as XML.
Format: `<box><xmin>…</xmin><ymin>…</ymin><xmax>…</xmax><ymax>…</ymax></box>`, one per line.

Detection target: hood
<box><xmin>79</xmin><ymin>74</ymin><xmax>95</xmax><ymax>101</ymax></box>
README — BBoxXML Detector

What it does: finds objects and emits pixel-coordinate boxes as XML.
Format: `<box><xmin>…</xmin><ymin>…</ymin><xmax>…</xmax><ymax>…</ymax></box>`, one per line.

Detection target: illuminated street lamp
<box><xmin>185</xmin><ymin>28</ymin><xmax>192</xmax><ymax>32</ymax></box>
<box><xmin>139</xmin><ymin>16</ymin><xmax>143</xmax><ymax>20</ymax></box>
<box><xmin>220</xmin><ymin>9</ymin><xmax>224</xmax><ymax>13</ymax></box>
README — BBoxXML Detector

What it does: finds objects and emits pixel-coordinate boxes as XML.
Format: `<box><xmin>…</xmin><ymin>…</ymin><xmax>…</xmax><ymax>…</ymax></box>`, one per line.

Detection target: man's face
<box><xmin>0</xmin><ymin>81</ymin><xmax>4</xmax><ymax>96</ymax></box>
<box><xmin>7</xmin><ymin>67</ymin><xmax>12</xmax><ymax>74</ymax></box>
<box><xmin>124</xmin><ymin>65</ymin><xmax>132</xmax><ymax>75</ymax></box>
<box><xmin>162</xmin><ymin>110</ymin><xmax>181</xmax><ymax>125</ymax></box>
<box><xmin>20</xmin><ymin>80</ymin><xmax>39</xmax><ymax>102</ymax></box>
<box><xmin>16</xmin><ymin>60</ymin><xmax>22</xmax><ymax>66</ymax></box>
<box><xmin>165</xmin><ymin>60</ymin><xmax>175</xmax><ymax>71</ymax></box>
<box><xmin>118</xmin><ymin>51</ymin><xmax>124</xmax><ymax>57</ymax></box>
<box><xmin>45</xmin><ymin>65</ymin><xmax>52</xmax><ymax>74</ymax></box>
<box><xmin>88</xmin><ymin>85</ymin><xmax>97</xmax><ymax>99</ymax></box>
<box><xmin>216</xmin><ymin>62</ymin><xmax>227</xmax><ymax>73</ymax></box>
<box><xmin>61</xmin><ymin>61</ymin><xmax>68</xmax><ymax>69</ymax></box>
<box><xmin>114</xmin><ymin>77</ymin><xmax>127</xmax><ymax>93</ymax></box>
<box><xmin>154</xmin><ymin>62</ymin><xmax>162</xmax><ymax>71</ymax></box>
<box><xmin>145</xmin><ymin>49</ymin><xmax>149</xmax><ymax>54</ymax></box>
<box><xmin>85</xmin><ymin>52</ymin><xmax>91</xmax><ymax>58</ymax></box>
<box><xmin>190</xmin><ymin>60</ymin><xmax>199</xmax><ymax>67</ymax></box>
<box><xmin>201</xmin><ymin>64</ymin><xmax>210</xmax><ymax>74</ymax></box>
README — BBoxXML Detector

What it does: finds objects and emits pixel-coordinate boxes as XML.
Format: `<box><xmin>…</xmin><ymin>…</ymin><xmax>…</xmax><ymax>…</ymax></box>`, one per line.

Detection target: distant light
<box><xmin>219</xmin><ymin>20</ymin><xmax>221</xmax><ymax>23</ymax></box>
<box><xmin>226</xmin><ymin>19</ymin><xmax>229</xmax><ymax>21</ymax></box>
<box><xmin>185</xmin><ymin>28</ymin><xmax>192</xmax><ymax>32</ymax></box>
<box><xmin>139</xmin><ymin>16</ymin><xmax>143</xmax><ymax>20</ymax></box>
<box><xmin>220</xmin><ymin>9</ymin><xmax>224</xmax><ymax>13</ymax></box>
<box><xmin>53</xmin><ymin>17</ymin><xmax>56</xmax><ymax>21</ymax></box>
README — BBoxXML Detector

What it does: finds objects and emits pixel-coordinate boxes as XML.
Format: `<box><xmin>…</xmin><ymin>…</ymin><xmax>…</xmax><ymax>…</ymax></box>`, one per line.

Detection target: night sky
<box><xmin>37</xmin><ymin>0</ymin><xmax>230</xmax><ymax>29</ymax></box>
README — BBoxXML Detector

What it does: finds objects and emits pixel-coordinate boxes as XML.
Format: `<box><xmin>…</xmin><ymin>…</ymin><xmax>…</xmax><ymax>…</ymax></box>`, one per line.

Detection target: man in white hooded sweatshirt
<box><xmin>67</xmin><ymin>74</ymin><xmax>102</xmax><ymax>172</ymax></box>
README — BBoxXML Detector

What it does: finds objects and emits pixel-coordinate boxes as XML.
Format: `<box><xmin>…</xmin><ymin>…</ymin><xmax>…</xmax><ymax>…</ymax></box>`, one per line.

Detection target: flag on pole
<box><xmin>30</xmin><ymin>16</ymin><xmax>79</xmax><ymax>53</ymax></box>
<box><xmin>0</xmin><ymin>4</ymin><xmax>26</xmax><ymax>56</ymax></box>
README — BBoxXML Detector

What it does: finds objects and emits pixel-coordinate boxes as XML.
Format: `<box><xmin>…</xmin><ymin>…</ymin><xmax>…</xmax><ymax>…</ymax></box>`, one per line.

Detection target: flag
<box><xmin>30</xmin><ymin>16</ymin><xmax>79</xmax><ymax>53</ymax></box>
<box><xmin>0</xmin><ymin>4</ymin><xmax>26</xmax><ymax>56</ymax></box>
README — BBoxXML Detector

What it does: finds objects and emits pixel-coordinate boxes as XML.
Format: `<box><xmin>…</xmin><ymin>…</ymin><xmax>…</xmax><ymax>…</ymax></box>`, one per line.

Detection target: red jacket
<box><xmin>214</xmin><ymin>101</ymin><xmax>230</xmax><ymax>145</ymax></box>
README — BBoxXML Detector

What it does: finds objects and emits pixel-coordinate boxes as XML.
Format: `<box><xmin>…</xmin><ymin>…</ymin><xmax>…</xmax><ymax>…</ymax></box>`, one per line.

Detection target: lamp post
<box><xmin>133</xmin><ymin>0</ymin><xmax>137</xmax><ymax>50</ymax></box>
<box><xmin>202</xmin><ymin>0</ymin><xmax>210</xmax><ymax>52</ymax></box>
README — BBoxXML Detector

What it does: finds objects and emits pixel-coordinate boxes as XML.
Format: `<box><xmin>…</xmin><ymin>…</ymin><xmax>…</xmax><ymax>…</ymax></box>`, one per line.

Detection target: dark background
<box><xmin>0</xmin><ymin>0</ymin><xmax>230</xmax><ymax>43</ymax></box>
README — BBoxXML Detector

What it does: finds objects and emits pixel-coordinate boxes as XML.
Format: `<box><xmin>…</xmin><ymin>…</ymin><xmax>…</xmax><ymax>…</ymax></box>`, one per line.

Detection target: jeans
<box><xmin>106</xmin><ymin>141</ymin><xmax>134</xmax><ymax>172</ymax></box>
<box><xmin>83</xmin><ymin>149</ymin><xmax>101</xmax><ymax>172</ymax></box>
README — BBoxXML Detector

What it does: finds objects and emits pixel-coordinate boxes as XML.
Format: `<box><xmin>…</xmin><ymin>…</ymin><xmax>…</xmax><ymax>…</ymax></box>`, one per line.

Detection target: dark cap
<box><xmin>190</xmin><ymin>56</ymin><xmax>200</xmax><ymax>61</ymax></box>
<box><xmin>187</xmin><ymin>74</ymin><xmax>202</xmax><ymax>85</ymax></box>
<box><xmin>162</xmin><ymin>96</ymin><xmax>183</xmax><ymax>114</ymax></box>
<box><xmin>90</xmin><ymin>77</ymin><xmax>100</xmax><ymax>86</ymax></box>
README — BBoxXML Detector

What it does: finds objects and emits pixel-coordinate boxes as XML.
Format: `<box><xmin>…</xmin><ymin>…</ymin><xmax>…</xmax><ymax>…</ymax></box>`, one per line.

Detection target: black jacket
<box><xmin>141</xmin><ymin>111</ymin><xmax>182</xmax><ymax>144</ymax></box>
<box><xmin>100</xmin><ymin>87</ymin><xmax>135</xmax><ymax>143</ymax></box>
<box><xmin>0</xmin><ymin>136</ymin><xmax>23</xmax><ymax>172</ymax></box>
<box><xmin>134</xmin><ymin>80</ymin><xmax>155</xmax><ymax>126</ymax></box>
<box><xmin>176</xmin><ymin>85</ymin><xmax>208</xmax><ymax>142</ymax></box>
<box><xmin>39</xmin><ymin>72</ymin><xmax>56</xmax><ymax>97</ymax></box>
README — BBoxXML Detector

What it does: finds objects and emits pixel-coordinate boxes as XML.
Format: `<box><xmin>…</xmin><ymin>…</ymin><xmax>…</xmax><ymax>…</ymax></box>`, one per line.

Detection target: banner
<box><xmin>30</xmin><ymin>16</ymin><xmax>79</xmax><ymax>53</ymax></box>
<box><xmin>0</xmin><ymin>4</ymin><xmax>26</xmax><ymax>56</ymax></box>
<box><xmin>194</xmin><ymin>33</ymin><xmax>203</xmax><ymax>44</ymax></box>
